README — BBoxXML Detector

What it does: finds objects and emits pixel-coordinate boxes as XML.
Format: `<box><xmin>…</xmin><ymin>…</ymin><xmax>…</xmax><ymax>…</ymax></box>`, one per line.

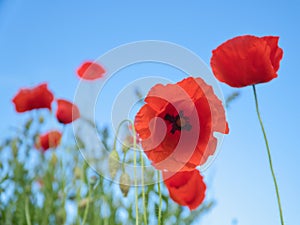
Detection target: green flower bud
<box><xmin>119</xmin><ymin>172</ymin><xmax>131</xmax><ymax>197</ymax></box>
<box><xmin>108</xmin><ymin>150</ymin><xmax>120</xmax><ymax>179</ymax></box>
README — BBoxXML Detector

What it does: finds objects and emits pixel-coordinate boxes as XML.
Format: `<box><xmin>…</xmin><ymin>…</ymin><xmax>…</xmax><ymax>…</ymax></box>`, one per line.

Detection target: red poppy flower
<box><xmin>35</xmin><ymin>130</ymin><xmax>62</xmax><ymax>151</ymax></box>
<box><xmin>12</xmin><ymin>83</ymin><xmax>54</xmax><ymax>113</ymax></box>
<box><xmin>210</xmin><ymin>35</ymin><xmax>283</xmax><ymax>87</ymax></box>
<box><xmin>163</xmin><ymin>169</ymin><xmax>206</xmax><ymax>210</ymax></box>
<box><xmin>56</xmin><ymin>99</ymin><xmax>80</xmax><ymax>124</ymax></box>
<box><xmin>77</xmin><ymin>61</ymin><xmax>106</xmax><ymax>80</ymax></box>
<box><xmin>134</xmin><ymin>77</ymin><xmax>229</xmax><ymax>172</ymax></box>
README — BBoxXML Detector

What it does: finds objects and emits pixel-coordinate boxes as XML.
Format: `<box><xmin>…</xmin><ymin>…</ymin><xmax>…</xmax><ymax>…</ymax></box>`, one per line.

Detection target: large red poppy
<box><xmin>163</xmin><ymin>169</ymin><xmax>206</xmax><ymax>210</ymax></box>
<box><xmin>77</xmin><ymin>61</ymin><xmax>106</xmax><ymax>80</ymax></box>
<box><xmin>134</xmin><ymin>77</ymin><xmax>228</xmax><ymax>172</ymax></box>
<box><xmin>36</xmin><ymin>130</ymin><xmax>62</xmax><ymax>151</ymax></box>
<box><xmin>12</xmin><ymin>83</ymin><xmax>54</xmax><ymax>113</ymax></box>
<box><xmin>210</xmin><ymin>35</ymin><xmax>283</xmax><ymax>87</ymax></box>
<box><xmin>56</xmin><ymin>99</ymin><xmax>80</xmax><ymax>124</ymax></box>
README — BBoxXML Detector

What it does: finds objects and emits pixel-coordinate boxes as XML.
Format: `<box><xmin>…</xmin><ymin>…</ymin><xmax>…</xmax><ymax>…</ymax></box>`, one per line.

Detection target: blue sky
<box><xmin>1</xmin><ymin>0</ymin><xmax>300</xmax><ymax>224</ymax></box>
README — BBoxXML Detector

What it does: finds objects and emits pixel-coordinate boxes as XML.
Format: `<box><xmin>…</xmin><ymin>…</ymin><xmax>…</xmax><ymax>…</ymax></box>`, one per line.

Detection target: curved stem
<box><xmin>157</xmin><ymin>171</ymin><xmax>162</xmax><ymax>225</ymax></box>
<box><xmin>113</xmin><ymin>119</ymin><xmax>132</xmax><ymax>151</ymax></box>
<box><xmin>252</xmin><ymin>85</ymin><xmax>284</xmax><ymax>225</ymax></box>
<box><xmin>25</xmin><ymin>198</ymin><xmax>32</xmax><ymax>225</ymax></box>
<box><xmin>140</xmin><ymin>149</ymin><xmax>148</xmax><ymax>225</ymax></box>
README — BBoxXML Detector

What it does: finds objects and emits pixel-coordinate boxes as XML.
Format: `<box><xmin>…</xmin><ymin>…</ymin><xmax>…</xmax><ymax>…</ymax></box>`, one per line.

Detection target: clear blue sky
<box><xmin>1</xmin><ymin>0</ymin><xmax>299</xmax><ymax>224</ymax></box>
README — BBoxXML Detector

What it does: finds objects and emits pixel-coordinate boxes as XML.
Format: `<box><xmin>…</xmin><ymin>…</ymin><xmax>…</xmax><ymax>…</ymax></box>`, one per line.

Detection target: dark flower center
<box><xmin>164</xmin><ymin>110</ymin><xmax>192</xmax><ymax>134</ymax></box>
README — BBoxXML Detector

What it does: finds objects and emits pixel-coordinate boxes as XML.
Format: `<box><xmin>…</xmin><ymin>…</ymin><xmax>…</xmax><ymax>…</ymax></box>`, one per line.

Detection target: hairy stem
<box><xmin>157</xmin><ymin>171</ymin><xmax>162</xmax><ymax>225</ymax></box>
<box><xmin>132</xmin><ymin>122</ymin><xmax>139</xmax><ymax>225</ymax></box>
<box><xmin>252</xmin><ymin>85</ymin><xmax>284</xmax><ymax>225</ymax></box>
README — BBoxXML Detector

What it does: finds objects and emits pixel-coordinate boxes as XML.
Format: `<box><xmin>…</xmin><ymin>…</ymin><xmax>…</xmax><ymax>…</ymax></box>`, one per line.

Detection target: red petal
<box><xmin>37</xmin><ymin>130</ymin><xmax>62</xmax><ymax>151</ymax></box>
<box><xmin>77</xmin><ymin>61</ymin><xmax>105</xmax><ymax>80</ymax></box>
<box><xmin>12</xmin><ymin>83</ymin><xmax>54</xmax><ymax>113</ymax></box>
<box><xmin>261</xmin><ymin>36</ymin><xmax>283</xmax><ymax>72</ymax></box>
<box><xmin>134</xmin><ymin>77</ymin><xmax>228</xmax><ymax>171</ymax></box>
<box><xmin>163</xmin><ymin>170</ymin><xmax>206</xmax><ymax>210</ymax></box>
<box><xmin>56</xmin><ymin>99</ymin><xmax>80</xmax><ymax>124</ymax></box>
<box><xmin>211</xmin><ymin>35</ymin><xmax>283</xmax><ymax>87</ymax></box>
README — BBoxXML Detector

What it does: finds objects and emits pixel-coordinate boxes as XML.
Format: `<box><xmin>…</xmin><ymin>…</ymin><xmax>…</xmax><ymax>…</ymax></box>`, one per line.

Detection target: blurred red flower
<box><xmin>210</xmin><ymin>35</ymin><xmax>283</xmax><ymax>87</ymax></box>
<box><xmin>36</xmin><ymin>130</ymin><xmax>62</xmax><ymax>151</ymax></box>
<box><xmin>77</xmin><ymin>61</ymin><xmax>106</xmax><ymax>80</ymax></box>
<box><xmin>56</xmin><ymin>99</ymin><xmax>80</xmax><ymax>124</ymax></box>
<box><xmin>134</xmin><ymin>77</ymin><xmax>228</xmax><ymax>172</ymax></box>
<box><xmin>163</xmin><ymin>169</ymin><xmax>206</xmax><ymax>210</ymax></box>
<box><xmin>12</xmin><ymin>83</ymin><xmax>54</xmax><ymax>113</ymax></box>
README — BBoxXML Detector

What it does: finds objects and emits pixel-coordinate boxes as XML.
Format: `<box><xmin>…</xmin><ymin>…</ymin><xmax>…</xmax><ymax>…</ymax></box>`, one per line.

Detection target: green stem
<box><xmin>252</xmin><ymin>85</ymin><xmax>284</xmax><ymax>225</ymax></box>
<box><xmin>132</xmin><ymin>121</ymin><xmax>139</xmax><ymax>225</ymax></box>
<box><xmin>157</xmin><ymin>171</ymin><xmax>162</xmax><ymax>225</ymax></box>
<box><xmin>140</xmin><ymin>149</ymin><xmax>148</xmax><ymax>225</ymax></box>
<box><xmin>82</xmin><ymin>186</ymin><xmax>92</xmax><ymax>225</ymax></box>
<box><xmin>25</xmin><ymin>198</ymin><xmax>32</xmax><ymax>225</ymax></box>
<box><xmin>113</xmin><ymin>119</ymin><xmax>132</xmax><ymax>151</ymax></box>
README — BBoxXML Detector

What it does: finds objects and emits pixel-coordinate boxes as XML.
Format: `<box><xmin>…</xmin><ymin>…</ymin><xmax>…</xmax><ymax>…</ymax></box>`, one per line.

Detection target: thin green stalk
<box><xmin>132</xmin><ymin>122</ymin><xmax>139</xmax><ymax>225</ymax></box>
<box><xmin>25</xmin><ymin>198</ymin><xmax>32</xmax><ymax>225</ymax></box>
<box><xmin>157</xmin><ymin>171</ymin><xmax>162</xmax><ymax>225</ymax></box>
<box><xmin>113</xmin><ymin>119</ymin><xmax>132</xmax><ymax>150</ymax></box>
<box><xmin>252</xmin><ymin>85</ymin><xmax>284</xmax><ymax>225</ymax></box>
<box><xmin>140</xmin><ymin>149</ymin><xmax>148</xmax><ymax>225</ymax></box>
<box><xmin>82</xmin><ymin>186</ymin><xmax>92</xmax><ymax>225</ymax></box>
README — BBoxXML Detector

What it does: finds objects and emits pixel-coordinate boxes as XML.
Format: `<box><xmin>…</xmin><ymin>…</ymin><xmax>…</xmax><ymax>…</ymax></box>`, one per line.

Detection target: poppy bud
<box><xmin>108</xmin><ymin>150</ymin><xmax>120</xmax><ymax>179</ymax></box>
<box><xmin>78</xmin><ymin>198</ymin><xmax>91</xmax><ymax>209</ymax></box>
<box><xmin>119</xmin><ymin>172</ymin><xmax>131</xmax><ymax>197</ymax></box>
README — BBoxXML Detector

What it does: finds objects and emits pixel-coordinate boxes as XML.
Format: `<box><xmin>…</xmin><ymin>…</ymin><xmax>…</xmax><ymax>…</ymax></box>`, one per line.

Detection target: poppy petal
<box><xmin>77</xmin><ymin>61</ymin><xmax>106</xmax><ymax>80</ymax></box>
<box><xmin>163</xmin><ymin>170</ymin><xmax>206</xmax><ymax>210</ymax></box>
<box><xmin>36</xmin><ymin>130</ymin><xmax>62</xmax><ymax>151</ymax></box>
<box><xmin>56</xmin><ymin>99</ymin><xmax>80</xmax><ymax>124</ymax></box>
<box><xmin>210</xmin><ymin>35</ymin><xmax>283</xmax><ymax>87</ymax></box>
<box><xmin>12</xmin><ymin>83</ymin><xmax>54</xmax><ymax>113</ymax></box>
<box><xmin>134</xmin><ymin>77</ymin><xmax>228</xmax><ymax>172</ymax></box>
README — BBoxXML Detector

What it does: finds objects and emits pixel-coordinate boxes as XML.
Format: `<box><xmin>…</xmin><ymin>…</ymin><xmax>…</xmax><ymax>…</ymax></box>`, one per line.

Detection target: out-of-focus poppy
<box><xmin>36</xmin><ymin>130</ymin><xmax>62</xmax><ymax>151</ymax></box>
<box><xmin>12</xmin><ymin>83</ymin><xmax>54</xmax><ymax>113</ymax></box>
<box><xmin>77</xmin><ymin>61</ymin><xmax>105</xmax><ymax>80</ymax></box>
<box><xmin>56</xmin><ymin>99</ymin><xmax>80</xmax><ymax>124</ymax></box>
<box><xmin>210</xmin><ymin>35</ymin><xmax>283</xmax><ymax>87</ymax></box>
<box><xmin>134</xmin><ymin>77</ymin><xmax>228</xmax><ymax>172</ymax></box>
<box><xmin>163</xmin><ymin>169</ymin><xmax>206</xmax><ymax>210</ymax></box>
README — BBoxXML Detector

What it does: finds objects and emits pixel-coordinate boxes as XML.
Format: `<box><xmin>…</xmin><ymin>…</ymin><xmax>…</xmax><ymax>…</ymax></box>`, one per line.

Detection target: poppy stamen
<box><xmin>164</xmin><ymin>110</ymin><xmax>192</xmax><ymax>134</ymax></box>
